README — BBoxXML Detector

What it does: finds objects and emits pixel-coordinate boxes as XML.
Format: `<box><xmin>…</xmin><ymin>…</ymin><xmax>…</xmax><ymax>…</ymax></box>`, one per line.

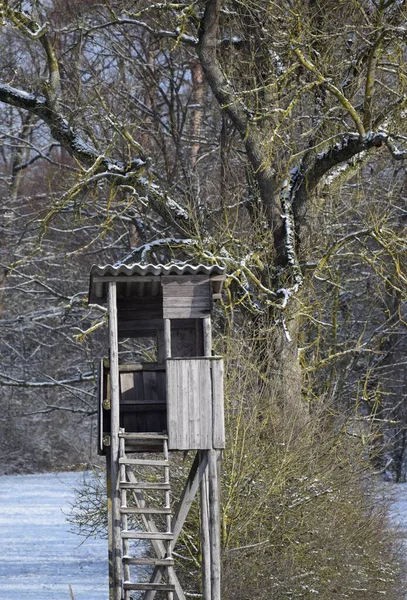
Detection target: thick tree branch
<box><xmin>197</xmin><ymin>0</ymin><xmax>283</xmax><ymax>253</ymax></box>
<box><xmin>0</xmin><ymin>83</ymin><xmax>192</xmax><ymax>235</ymax></box>
<box><xmin>291</xmin><ymin>132</ymin><xmax>386</xmax><ymax>226</ymax></box>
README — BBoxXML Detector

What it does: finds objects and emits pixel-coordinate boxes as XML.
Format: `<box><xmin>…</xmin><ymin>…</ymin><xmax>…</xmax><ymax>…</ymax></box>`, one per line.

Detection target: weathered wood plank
<box><xmin>119</xmin><ymin>432</ymin><xmax>168</xmax><ymax>440</ymax></box>
<box><xmin>208</xmin><ymin>449</ymin><xmax>221</xmax><ymax>600</ymax></box>
<box><xmin>108</xmin><ymin>282</ymin><xmax>122</xmax><ymax>600</ymax></box>
<box><xmin>181</xmin><ymin>360</ymin><xmax>190</xmax><ymax>449</ymax></box>
<box><xmin>211</xmin><ymin>358</ymin><xmax>225</xmax><ymax>449</ymax></box>
<box><xmin>164</xmin><ymin>297</ymin><xmax>210</xmax><ymax>308</ymax></box>
<box><xmin>200</xmin><ymin>452</ymin><xmax>212</xmax><ymax>600</ymax></box>
<box><xmin>122</xmin><ymin>557</ymin><xmax>174</xmax><ymax>566</ymax></box>
<box><xmin>163</xmin><ymin>318</ymin><xmax>171</xmax><ymax>359</ymax></box>
<box><xmin>118</xmin><ymin>363</ymin><xmax>165</xmax><ymax>372</ymax></box>
<box><xmin>98</xmin><ymin>359</ymin><xmax>104</xmax><ymax>455</ymax></box>
<box><xmin>106</xmin><ymin>451</ymin><xmax>114</xmax><ymax>600</ymax></box>
<box><xmin>167</xmin><ymin>359</ymin><xmax>213</xmax><ymax>450</ymax></box>
<box><xmin>119</xmin><ymin>458</ymin><xmax>168</xmax><ymax>466</ymax></box>
<box><xmin>200</xmin><ymin>361</ymin><xmax>212</xmax><ymax>449</ymax></box>
<box><xmin>163</xmin><ymin>306</ymin><xmax>211</xmax><ymax>319</ymax></box>
<box><xmin>172</xmin><ymin>451</ymin><xmax>206</xmax><ymax>542</ymax></box>
<box><xmin>120</xmin><ymin>507</ymin><xmax>171</xmax><ymax>515</ymax></box>
<box><xmin>167</xmin><ymin>358</ymin><xmax>179</xmax><ymax>450</ymax></box>
<box><xmin>203</xmin><ymin>316</ymin><xmax>212</xmax><ymax>357</ymax></box>
<box><xmin>161</xmin><ymin>275</ymin><xmax>210</xmax><ymax>285</ymax></box>
<box><xmin>93</xmin><ymin>275</ymin><xmax>162</xmax><ymax>283</ymax></box>
<box><xmin>118</xmin><ymin>318</ymin><xmax>203</xmax><ymax>334</ymax></box>
<box><xmin>121</xmin><ymin>531</ymin><xmax>173</xmax><ymax>540</ymax></box>
<box><xmin>123</xmin><ymin>583</ymin><xmax>176</xmax><ymax>591</ymax></box>
<box><xmin>120</xmin><ymin>482</ymin><xmax>170</xmax><ymax>490</ymax></box>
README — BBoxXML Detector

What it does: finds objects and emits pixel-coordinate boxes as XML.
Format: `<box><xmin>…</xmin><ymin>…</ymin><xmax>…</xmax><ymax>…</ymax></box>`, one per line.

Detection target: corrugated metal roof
<box><xmin>88</xmin><ymin>262</ymin><xmax>225</xmax><ymax>305</ymax></box>
<box><xmin>90</xmin><ymin>262</ymin><xmax>225</xmax><ymax>278</ymax></box>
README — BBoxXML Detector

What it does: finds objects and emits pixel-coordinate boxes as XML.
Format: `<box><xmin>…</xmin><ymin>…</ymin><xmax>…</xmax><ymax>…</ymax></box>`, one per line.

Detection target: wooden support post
<box><xmin>201</xmin><ymin>315</ymin><xmax>213</xmax><ymax>600</ymax></box>
<box><xmin>164</xmin><ymin>318</ymin><xmax>172</xmax><ymax>359</ymax></box>
<box><xmin>200</xmin><ymin>451</ymin><xmax>212</xmax><ymax>600</ymax></box>
<box><xmin>172</xmin><ymin>452</ymin><xmax>208</xmax><ymax>542</ymax></box>
<box><xmin>106</xmin><ymin>451</ymin><xmax>114</xmax><ymax>600</ymax></box>
<box><xmin>208</xmin><ymin>449</ymin><xmax>221</xmax><ymax>600</ymax></box>
<box><xmin>108</xmin><ymin>282</ymin><xmax>122</xmax><ymax>600</ymax></box>
<box><xmin>203</xmin><ymin>316</ymin><xmax>212</xmax><ymax>357</ymax></box>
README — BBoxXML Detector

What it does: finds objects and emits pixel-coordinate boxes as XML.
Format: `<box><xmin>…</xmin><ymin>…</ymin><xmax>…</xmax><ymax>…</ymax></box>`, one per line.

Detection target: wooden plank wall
<box><xmin>162</xmin><ymin>276</ymin><xmax>211</xmax><ymax>319</ymax></box>
<box><xmin>167</xmin><ymin>358</ymin><xmax>224</xmax><ymax>450</ymax></box>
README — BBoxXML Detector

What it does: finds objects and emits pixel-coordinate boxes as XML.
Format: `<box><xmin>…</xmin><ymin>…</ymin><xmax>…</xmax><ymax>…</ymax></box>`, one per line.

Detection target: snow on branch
<box><xmin>279</xmin><ymin>170</ymin><xmax>304</xmax><ymax>304</ymax></box>
<box><xmin>115</xmin><ymin>238</ymin><xmax>198</xmax><ymax>265</ymax></box>
<box><xmin>0</xmin><ymin>371</ymin><xmax>94</xmax><ymax>388</ymax></box>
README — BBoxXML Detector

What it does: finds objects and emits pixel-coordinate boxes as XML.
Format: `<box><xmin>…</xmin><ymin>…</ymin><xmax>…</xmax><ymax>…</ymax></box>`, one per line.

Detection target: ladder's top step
<box><xmin>119</xmin><ymin>432</ymin><xmax>168</xmax><ymax>440</ymax></box>
<box><xmin>122</xmin><ymin>557</ymin><xmax>174</xmax><ymax>566</ymax></box>
<box><xmin>123</xmin><ymin>583</ymin><xmax>176</xmax><ymax>591</ymax></box>
<box><xmin>121</xmin><ymin>531</ymin><xmax>174</xmax><ymax>541</ymax></box>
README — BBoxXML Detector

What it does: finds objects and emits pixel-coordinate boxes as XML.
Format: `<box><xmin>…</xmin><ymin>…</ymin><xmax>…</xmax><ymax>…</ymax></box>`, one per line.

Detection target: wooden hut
<box><xmin>89</xmin><ymin>262</ymin><xmax>225</xmax><ymax>600</ymax></box>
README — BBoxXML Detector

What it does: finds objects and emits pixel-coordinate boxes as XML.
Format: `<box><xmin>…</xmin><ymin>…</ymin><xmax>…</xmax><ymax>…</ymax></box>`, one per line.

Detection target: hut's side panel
<box><xmin>167</xmin><ymin>358</ymin><xmax>212</xmax><ymax>450</ymax></box>
<box><xmin>167</xmin><ymin>357</ymin><xmax>225</xmax><ymax>450</ymax></box>
<box><xmin>162</xmin><ymin>276</ymin><xmax>211</xmax><ymax>319</ymax></box>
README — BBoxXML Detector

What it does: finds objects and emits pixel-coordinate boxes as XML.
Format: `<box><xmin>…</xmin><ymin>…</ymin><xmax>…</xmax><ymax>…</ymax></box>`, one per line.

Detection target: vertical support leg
<box><xmin>106</xmin><ymin>452</ymin><xmax>114</xmax><ymax>600</ymax></box>
<box><xmin>200</xmin><ymin>451</ymin><xmax>212</xmax><ymax>600</ymax></box>
<box><xmin>164</xmin><ymin>318</ymin><xmax>172</xmax><ymax>359</ymax></box>
<box><xmin>108</xmin><ymin>281</ymin><xmax>122</xmax><ymax>600</ymax></box>
<box><xmin>202</xmin><ymin>316</ymin><xmax>212</xmax><ymax>357</ymax></box>
<box><xmin>208</xmin><ymin>449</ymin><xmax>221</xmax><ymax>600</ymax></box>
<box><xmin>202</xmin><ymin>314</ymin><xmax>222</xmax><ymax>600</ymax></box>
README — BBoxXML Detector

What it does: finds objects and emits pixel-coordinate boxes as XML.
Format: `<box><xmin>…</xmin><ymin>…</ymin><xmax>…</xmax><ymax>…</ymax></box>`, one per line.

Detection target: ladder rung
<box><xmin>120</xmin><ymin>482</ymin><xmax>170</xmax><ymax>490</ymax></box>
<box><xmin>119</xmin><ymin>433</ymin><xmax>168</xmax><ymax>440</ymax></box>
<box><xmin>123</xmin><ymin>583</ymin><xmax>176</xmax><ymax>591</ymax></box>
<box><xmin>119</xmin><ymin>458</ymin><xmax>169</xmax><ymax>467</ymax></box>
<box><xmin>122</xmin><ymin>531</ymin><xmax>173</xmax><ymax>540</ymax></box>
<box><xmin>121</xmin><ymin>506</ymin><xmax>171</xmax><ymax>515</ymax></box>
<box><xmin>123</xmin><ymin>557</ymin><xmax>174</xmax><ymax>566</ymax></box>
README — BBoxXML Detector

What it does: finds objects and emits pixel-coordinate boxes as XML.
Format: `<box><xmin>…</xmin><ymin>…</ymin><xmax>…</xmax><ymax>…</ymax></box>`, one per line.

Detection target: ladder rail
<box><xmin>119</xmin><ymin>434</ymin><xmax>131</xmax><ymax>600</ymax></box>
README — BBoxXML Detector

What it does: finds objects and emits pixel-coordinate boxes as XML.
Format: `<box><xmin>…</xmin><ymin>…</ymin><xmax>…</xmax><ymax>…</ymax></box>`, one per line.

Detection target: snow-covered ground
<box><xmin>390</xmin><ymin>482</ymin><xmax>407</xmax><ymax>542</ymax></box>
<box><xmin>0</xmin><ymin>472</ymin><xmax>108</xmax><ymax>600</ymax></box>
<box><xmin>0</xmin><ymin>472</ymin><xmax>406</xmax><ymax>600</ymax></box>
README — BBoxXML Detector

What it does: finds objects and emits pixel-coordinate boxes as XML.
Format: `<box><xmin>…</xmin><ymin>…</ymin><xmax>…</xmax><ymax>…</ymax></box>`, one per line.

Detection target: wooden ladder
<box><xmin>119</xmin><ymin>432</ymin><xmax>175</xmax><ymax>600</ymax></box>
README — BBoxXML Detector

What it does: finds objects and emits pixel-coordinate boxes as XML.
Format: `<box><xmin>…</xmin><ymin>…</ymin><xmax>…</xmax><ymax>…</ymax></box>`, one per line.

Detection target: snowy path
<box><xmin>0</xmin><ymin>472</ymin><xmax>108</xmax><ymax>600</ymax></box>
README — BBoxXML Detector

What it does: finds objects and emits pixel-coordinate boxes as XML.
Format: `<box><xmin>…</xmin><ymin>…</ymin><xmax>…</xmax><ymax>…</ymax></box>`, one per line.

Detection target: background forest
<box><xmin>0</xmin><ymin>1</ymin><xmax>407</xmax><ymax>598</ymax></box>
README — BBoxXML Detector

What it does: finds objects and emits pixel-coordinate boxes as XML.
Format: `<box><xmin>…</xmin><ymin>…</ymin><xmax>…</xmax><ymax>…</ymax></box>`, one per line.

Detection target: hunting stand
<box><xmin>89</xmin><ymin>263</ymin><xmax>225</xmax><ymax>600</ymax></box>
